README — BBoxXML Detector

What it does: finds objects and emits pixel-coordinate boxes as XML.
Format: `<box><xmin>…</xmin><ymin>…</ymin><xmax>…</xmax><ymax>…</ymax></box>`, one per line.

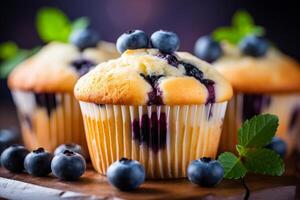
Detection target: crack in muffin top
<box><xmin>74</xmin><ymin>48</ymin><xmax>233</xmax><ymax>105</ymax></box>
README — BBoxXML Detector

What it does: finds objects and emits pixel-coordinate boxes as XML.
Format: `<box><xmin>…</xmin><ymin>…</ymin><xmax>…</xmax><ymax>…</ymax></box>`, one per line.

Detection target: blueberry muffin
<box><xmin>8</xmin><ymin>31</ymin><xmax>119</xmax><ymax>152</ymax></box>
<box><xmin>194</xmin><ymin>35</ymin><xmax>300</xmax><ymax>155</ymax></box>
<box><xmin>74</xmin><ymin>30</ymin><xmax>232</xmax><ymax>178</ymax></box>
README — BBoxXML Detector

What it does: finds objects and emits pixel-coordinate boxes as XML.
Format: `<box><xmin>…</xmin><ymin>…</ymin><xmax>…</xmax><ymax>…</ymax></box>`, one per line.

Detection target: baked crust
<box><xmin>74</xmin><ymin>49</ymin><xmax>233</xmax><ymax>105</ymax></box>
<box><xmin>214</xmin><ymin>44</ymin><xmax>300</xmax><ymax>93</ymax></box>
<box><xmin>8</xmin><ymin>41</ymin><xmax>119</xmax><ymax>93</ymax></box>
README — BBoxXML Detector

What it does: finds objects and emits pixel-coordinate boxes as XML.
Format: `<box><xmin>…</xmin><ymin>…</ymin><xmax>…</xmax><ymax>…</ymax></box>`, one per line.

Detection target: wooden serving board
<box><xmin>0</xmin><ymin>165</ymin><xmax>299</xmax><ymax>200</ymax></box>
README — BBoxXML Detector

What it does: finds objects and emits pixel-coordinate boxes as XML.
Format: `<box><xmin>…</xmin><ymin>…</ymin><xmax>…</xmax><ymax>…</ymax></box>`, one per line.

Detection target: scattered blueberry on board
<box><xmin>239</xmin><ymin>35</ymin><xmax>269</xmax><ymax>57</ymax></box>
<box><xmin>54</xmin><ymin>143</ymin><xmax>87</xmax><ymax>160</ymax></box>
<box><xmin>0</xmin><ymin>145</ymin><xmax>29</xmax><ymax>173</ymax></box>
<box><xmin>51</xmin><ymin>150</ymin><xmax>86</xmax><ymax>181</ymax></box>
<box><xmin>70</xmin><ymin>29</ymin><xmax>100</xmax><ymax>50</ymax></box>
<box><xmin>24</xmin><ymin>147</ymin><xmax>53</xmax><ymax>177</ymax></box>
<box><xmin>265</xmin><ymin>137</ymin><xmax>287</xmax><ymax>158</ymax></box>
<box><xmin>187</xmin><ymin>157</ymin><xmax>224</xmax><ymax>187</ymax></box>
<box><xmin>150</xmin><ymin>30</ymin><xmax>180</xmax><ymax>53</ymax></box>
<box><xmin>107</xmin><ymin>158</ymin><xmax>145</xmax><ymax>191</ymax></box>
<box><xmin>0</xmin><ymin>129</ymin><xmax>19</xmax><ymax>155</ymax></box>
<box><xmin>194</xmin><ymin>36</ymin><xmax>223</xmax><ymax>63</ymax></box>
<box><xmin>116</xmin><ymin>30</ymin><xmax>149</xmax><ymax>53</ymax></box>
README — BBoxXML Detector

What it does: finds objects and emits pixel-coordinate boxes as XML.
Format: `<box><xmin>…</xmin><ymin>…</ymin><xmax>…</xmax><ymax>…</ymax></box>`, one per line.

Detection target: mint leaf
<box><xmin>238</xmin><ymin>114</ymin><xmax>279</xmax><ymax>148</ymax></box>
<box><xmin>232</xmin><ymin>10</ymin><xmax>254</xmax><ymax>28</ymax></box>
<box><xmin>212</xmin><ymin>10</ymin><xmax>265</xmax><ymax>44</ymax></box>
<box><xmin>72</xmin><ymin>17</ymin><xmax>90</xmax><ymax>31</ymax></box>
<box><xmin>213</xmin><ymin>27</ymin><xmax>240</xmax><ymax>44</ymax></box>
<box><xmin>218</xmin><ymin>152</ymin><xmax>247</xmax><ymax>179</ymax></box>
<box><xmin>0</xmin><ymin>42</ymin><xmax>19</xmax><ymax>60</ymax></box>
<box><xmin>243</xmin><ymin>148</ymin><xmax>284</xmax><ymax>176</ymax></box>
<box><xmin>36</xmin><ymin>7</ymin><xmax>71</xmax><ymax>42</ymax></box>
<box><xmin>0</xmin><ymin>47</ymin><xmax>40</xmax><ymax>78</ymax></box>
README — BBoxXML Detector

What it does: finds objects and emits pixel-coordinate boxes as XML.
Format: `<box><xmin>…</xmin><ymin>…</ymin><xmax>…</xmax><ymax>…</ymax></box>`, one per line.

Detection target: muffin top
<box><xmin>74</xmin><ymin>48</ymin><xmax>233</xmax><ymax>105</ymax></box>
<box><xmin>8</xmin><ymin>41</ymin><xmax>119</xmax><ymax>93</ymax></box>
<box><xmin>213</xmin><ymin>43</ymin><xmax>300</xmax><ymax>93</ymax></box>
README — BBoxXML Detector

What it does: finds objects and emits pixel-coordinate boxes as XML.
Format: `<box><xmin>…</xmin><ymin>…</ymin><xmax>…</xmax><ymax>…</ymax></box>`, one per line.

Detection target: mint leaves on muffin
<box><xmin>218</xmin><ymin>114</ymin><xmax>285</xmax><ymax>179</ymax></box>
<box><xmin>213</xmin><ymin>10</ymin><xmax>265</xmax><ymax>45</ymax></box>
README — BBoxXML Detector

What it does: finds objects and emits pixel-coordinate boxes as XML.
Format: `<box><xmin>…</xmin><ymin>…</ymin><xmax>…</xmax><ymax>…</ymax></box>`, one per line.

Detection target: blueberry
<box><xmin>0</xmin><ymin>129</ymin><xmax>19</xmax><ymax>155</ymax></box>
<box><xmin>107</xmin><ymin>158</ymin><xmax>145</xmax><ymax>191</ymax></box>
<box><xmin>194</xmin><ymin>36</ymin><xmax>223</xmax><ymax>63</ymax></box>
<box><xmin>70</xmin><ymin>29</ymin><xmax>100</xmax><ymax>50</ymax></box>
<box><xmin>239</xmin><ymin>35</ymin><xmax>269</xmax><ymax>57</ymax></box>
<box><xmin>187</xmin><ymin>157</ymin><xmax>224</xmax><ymax>187</ymax></box>
<box><xmin>24</xmin><ymin>147</ymin><xmax>53</xmax><ymax>177</ymax></box>
<box><xmin>150</xmin><ymin>30</ymin><xmax>180</xmax><ymax>53</ymax></box>
<box><xmin>51</xmin><ymin>150</ymin><xmax>86</xmax><ymax>181</ymax></box>
<box><xmin>54</xmin><ymin>144</ymin><xmax>87</xmax><ymax>159</ymax></box>
<box><xmin>265</xmin><ymin>137</ymin><xmax>287</xmax><ymax>158</ymax></box>
<box><xmin>0</xmin><ymin>145</ymin><xmax>29</xmax><ymax>173</ymax></box>
<box><xmin>116</xmin><ymin>30</ymin><xmax>149</xmax><ymax>53</ymax></box>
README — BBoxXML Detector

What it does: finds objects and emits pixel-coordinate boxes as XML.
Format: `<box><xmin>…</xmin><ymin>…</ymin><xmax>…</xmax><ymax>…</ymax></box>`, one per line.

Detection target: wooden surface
<box><xmin>0</xmin><ymin>165</ymin><xmax>299</xmax><ymax>200</ymax></box>
<box><xmin>0</xmin><ymin>101</ymin><xmax>300</xmax><ymax>199</ymax></box>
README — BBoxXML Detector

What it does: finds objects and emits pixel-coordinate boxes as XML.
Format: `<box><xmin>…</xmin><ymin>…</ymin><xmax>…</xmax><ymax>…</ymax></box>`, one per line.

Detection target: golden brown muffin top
<box><xmin>74</xmin><ymin>49</ymin><xmax>233</xmax><ymax>105</ymax></box>
<box><xmin>8</xmin><ymin>41</ymin><xmax>119</xmax><ymax>93</ymax></box>
<box><xmin>214</xmin><ymin>43</ymin><xmax>300</xmax><ymax>93</ymax></box>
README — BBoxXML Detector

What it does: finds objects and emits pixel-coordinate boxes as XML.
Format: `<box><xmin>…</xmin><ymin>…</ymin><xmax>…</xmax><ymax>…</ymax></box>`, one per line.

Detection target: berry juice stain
<box><xmin>71</xmin><ymin>58</ymin><xmax>95</xmax><ymax>77</ymax></box>
<box><xmin>34</xmin><ymin>93</ymin><xmax>58</xmax><ymax>116</ymax></box>
<box><xmin>289</xmin><ymin>107</ymin><xmax>300</xmax><ymax>131</ymax></box>
<box><xmin>242</xmin><ymin>94</ymin><xmax>271</xmax><ymax>121</ymax></box>
<box><xmin>132</xmin><ymin>112</ymin><xmax>167</xmax><ymax>153</ymax></box>
<box><xmin>140</xmin><ymin>74</ymin><xmax>164</xmax><ymax>105</ymax></box>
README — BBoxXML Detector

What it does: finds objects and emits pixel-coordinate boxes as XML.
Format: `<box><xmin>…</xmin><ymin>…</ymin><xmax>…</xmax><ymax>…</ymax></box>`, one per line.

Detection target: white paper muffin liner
<box><xmin>11</xmin><ymin>90</ymin><xmax>87</xmax><ymax>152</ymax></box>
<box><xmin>219</xmin><ymin>93</ymin><xmax>300</xmax><ymax>154</ymax></box>
<box><xmin>79</xmin><ymin>102</ymin><xmax>227</xmax><ymax>179</ymax></box>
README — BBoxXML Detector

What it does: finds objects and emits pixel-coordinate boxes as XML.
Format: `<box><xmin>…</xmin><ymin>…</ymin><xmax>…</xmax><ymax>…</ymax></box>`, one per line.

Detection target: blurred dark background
<box><xmin>0</xmin><ymin>0</ymin><xmax>299</xmax><ymax>128</ymax></box>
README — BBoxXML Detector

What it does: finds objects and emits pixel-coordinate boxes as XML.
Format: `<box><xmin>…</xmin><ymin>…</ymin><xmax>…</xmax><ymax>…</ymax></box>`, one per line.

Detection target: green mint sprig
<box><xmin>218</xmin><ymin>114</ymin><xmax>285</xmax><ymax>179</ymax></box>
<box><xmin>36</xmin><ymin>7</ymin><xmax>90</xmax><ymax>43</ymax></box>
<box><xmin>0</xmin><ymin>43</ymin><xmax>40</xmax><ymax>78</ymax></box>
<box><xmin>212</xmin><ymin>10</ymin><xmax>265</xmax><ymax>44</ymax></box>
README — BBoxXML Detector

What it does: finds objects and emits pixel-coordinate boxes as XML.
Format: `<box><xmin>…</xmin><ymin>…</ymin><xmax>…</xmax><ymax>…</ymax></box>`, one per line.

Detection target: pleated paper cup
<box><xmin>79</xmin><ymin>102</ymin><xmax>227</xmax><ymax>179</ymax></box>
<box><xmin>219</xmin><ymin>93</ymin><xmax>300</xmax><ymax>155</ymax></box>
<box><xmin>11</xmin><ymin>90</ymin><xmax>87</xmax><ymax>153</ymax></box>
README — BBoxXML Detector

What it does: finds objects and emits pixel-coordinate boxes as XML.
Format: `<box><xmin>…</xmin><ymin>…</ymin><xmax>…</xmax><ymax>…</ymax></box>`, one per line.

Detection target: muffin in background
<box><xmin>75</xmin><ymin>40</ymin><xmax>233</xmax><ymax>178</ymax></box>
<box><xmin>8</xmin><ymin>40</ymin><xmax>119</xmax><ymax>152</ymax></box>
<box><xmin>214</xmin><ymin>43</ymin><xmax>300</xmax><ymax>154</ymax></box>
<box><xmin>194</xmin><ymin>11</ymin><xmax>300</xmax><ymax>155</ymax></box>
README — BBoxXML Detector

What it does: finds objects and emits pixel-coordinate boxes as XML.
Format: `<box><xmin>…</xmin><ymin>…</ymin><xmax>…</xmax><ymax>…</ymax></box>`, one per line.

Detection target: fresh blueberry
<box><xmin>187</xmin><ymin>157</ymin><xmax>224</xmax><ymax>187</ymax></box>
<box><xmin>116</xmin><ymin>30</ymin><xmax>149</xmax><ymax>53</ymax></box>
<box><xmin>70</xmin><ymin>29</ymin><xmax>100</xmax><ymax>50</ymax></box>
<box><xmin>150</xmin><ymin>30</ymin><xmax>180</xmax><ymax>53</ymax></box>
<box><xmin>107</xmin><ymin>158</ymin><xmax>145</xmax><ymax>191</ymax></box>
<box><xmin>194</xmin><ymin>36</ymin><xmax>223</xmax><ymax>63</ymax></box>
<box><xmin>239</xmin><ymin>35</ymin><xmax>269</xmax><ymax>57</ymax></box>
<box><xmin>51</xmin><ymin>150</ymin><xmax>86</xmax><ymax>181</ymax></box>
<box><xmin>1</xmin><ymin>145</ymin><xmax>29</xmax><ymax>173</ymax></box>
<box><xmin>0</xmin><ymin>129</ymin><xmax>19</xmax><ymax>155</ymax></box>
<box><xmin>54</xmin><ymin>144</ymin><xmax>87</xmax><ymax>159</ymax></box>
<box><xmin>24</xmin><ymin>147</ymin><xmax>53</xmax><ymax>177</ymax></box>
<box><xmin>265</xmin><ymin>137</ymin><xmax>287</xmax><ymax>158</ymax></box>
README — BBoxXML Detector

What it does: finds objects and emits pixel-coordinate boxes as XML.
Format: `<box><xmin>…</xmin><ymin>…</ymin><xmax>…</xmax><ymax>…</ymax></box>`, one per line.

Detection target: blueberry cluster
<box><xmin>0</xmin><ymin>131</ymin><xmax>86</xmax><ymax>181</ymax></box>
<box><xmin>116</xmin><ymin>30</ymin><xmax>180</xmax><ymax>54</ymax></box>
<box><xmin>194</xmin><ymin>35</ymin><xmax>269</xmax><ymax>63</ymax></box>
